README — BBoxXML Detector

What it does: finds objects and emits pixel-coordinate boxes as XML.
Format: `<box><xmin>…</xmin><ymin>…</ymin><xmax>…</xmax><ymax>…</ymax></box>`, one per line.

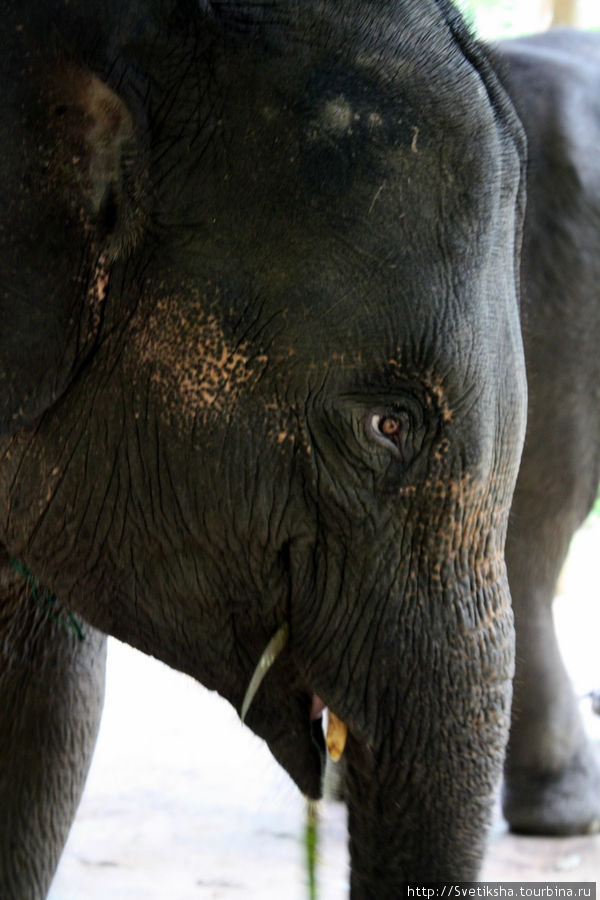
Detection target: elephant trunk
<box><xmin>341</xmin><ymin>574</ymin><xmax>515</xmax><ymax>891</ymax></box>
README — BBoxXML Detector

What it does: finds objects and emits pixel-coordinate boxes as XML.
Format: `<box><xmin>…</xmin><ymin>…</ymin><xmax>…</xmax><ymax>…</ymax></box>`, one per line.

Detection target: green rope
<box><xmin>9</xmin><ymin>557</ymin><xmax>85</xmax><ymax>641</ymax></box>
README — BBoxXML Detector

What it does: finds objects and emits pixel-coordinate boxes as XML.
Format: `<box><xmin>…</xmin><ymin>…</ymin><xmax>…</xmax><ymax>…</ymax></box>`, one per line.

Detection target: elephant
<box><xmin>497</xmin><ymin>27</ymin><xmax>600</xmax><ymax>837</ymax></box>
<box><xmin>0</xmin><ymin>0</ymin><xmax>598</xmax><ymax>895</ymax></box>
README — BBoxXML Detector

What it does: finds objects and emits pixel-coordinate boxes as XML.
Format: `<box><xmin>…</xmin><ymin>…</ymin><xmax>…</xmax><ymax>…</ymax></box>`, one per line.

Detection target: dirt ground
<box><xmin>49</xmin><ymin>522</ymin><xmax>600</xmax><ymax>898</ymax></box>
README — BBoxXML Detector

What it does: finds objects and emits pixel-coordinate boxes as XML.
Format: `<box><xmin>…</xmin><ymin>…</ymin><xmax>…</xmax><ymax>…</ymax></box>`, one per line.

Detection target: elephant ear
<box><xmin>0</xmin><ymin>58</ymin><xmax>146</xmax><ymax>437</ymax></box>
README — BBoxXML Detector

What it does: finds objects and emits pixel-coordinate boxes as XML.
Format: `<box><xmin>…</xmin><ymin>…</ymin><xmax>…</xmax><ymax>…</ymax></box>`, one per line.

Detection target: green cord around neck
<box><xmin>9</xmin><ymin>557</ymin><xmax>85</xmax><ymax>642</ymax></box>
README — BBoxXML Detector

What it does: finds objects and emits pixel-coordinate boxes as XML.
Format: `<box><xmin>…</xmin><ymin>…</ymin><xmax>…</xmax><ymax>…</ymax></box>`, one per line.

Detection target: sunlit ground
<box><xmin>48</xmin><ymin>518</ymin><xmax>600</xmax><ymax>898</ymax></box>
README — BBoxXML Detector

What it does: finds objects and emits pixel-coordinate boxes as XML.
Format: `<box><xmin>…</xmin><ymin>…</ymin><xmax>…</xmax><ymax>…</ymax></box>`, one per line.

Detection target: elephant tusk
<box><xmin>241</xmin><ymin>621</ymin><xmax>290</xmax><ymax>723</ymax></box>
<box><xmin>326</xmin><ymin>711</ymin><xmax>348</xmax><ymax>761</ymax></box>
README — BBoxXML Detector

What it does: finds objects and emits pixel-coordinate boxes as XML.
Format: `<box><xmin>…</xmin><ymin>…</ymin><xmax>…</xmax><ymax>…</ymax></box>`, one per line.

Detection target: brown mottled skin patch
<box><xmin>86</xmin><ymin>252</ymin><xmax>110</xmax><ymax>338</ymax></box>
<box><xmin>133</xmin><ymin>294</ymin><xmax>268</xmax><ymax>422</ymax></box>
<box><xmin>386</xmin><ymin>360</ymin><xmax>455</xmax><ymax>424</ymax></box>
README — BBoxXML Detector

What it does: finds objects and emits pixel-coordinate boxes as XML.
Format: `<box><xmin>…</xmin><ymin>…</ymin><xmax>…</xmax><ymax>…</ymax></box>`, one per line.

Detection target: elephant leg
<box><xmin>0</xmin><ymin>548</ymin><xmax>107</xmax><ymax>899</ymax></box>
<box><xmin>503</xmin><ymin>487</ymin><xmax>600</xmax><ymax>834</ymax></box>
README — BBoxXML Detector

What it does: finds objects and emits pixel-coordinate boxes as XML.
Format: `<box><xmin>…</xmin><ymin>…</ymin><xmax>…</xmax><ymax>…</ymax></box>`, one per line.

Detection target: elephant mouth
<box><xmin>264</xmin><ymin>694</ymin><xmax>349</xmax><ymax>797</ymax></box>
<box><xmin>236</xmin><ymin>633</ymin><xmax>329</xmax><ymax>796</ymax></box>
<box><xmin>310</xmin><ymin>694</ymin><xmax>327</xmax><ymax>720</ymax></box>
<box><xmin>239</xmin><ymin>679</ymin><xmax>327</xmax><ymax>798</ymax></box>
<box><xmin>265</xmin><ymin>701</ymin><xmax>327</xmax><ymax>799</ymax></box>
<box><xmin>238</xmin><ymin>624</ymin><xmax>350</xmax><ymax>798</ymax></box>
<box><xmin>248</xmin><ymin>686</ymin><xmax>354</xmax><ymax>798</ymax></box>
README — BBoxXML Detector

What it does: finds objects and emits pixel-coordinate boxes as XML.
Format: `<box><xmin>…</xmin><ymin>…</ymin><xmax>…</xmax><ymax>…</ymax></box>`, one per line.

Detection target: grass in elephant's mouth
<box><xmin>305</xmin><ymin>799</ymin><xmax>319</xmax><ymax>900</ymax></box>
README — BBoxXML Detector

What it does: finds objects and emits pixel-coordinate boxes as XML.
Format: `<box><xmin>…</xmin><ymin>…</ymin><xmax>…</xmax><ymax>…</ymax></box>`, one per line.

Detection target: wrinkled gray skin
<box><xmin>498</xmin><ymin>29</ymin><xmax>600</xmax><ymax>836</ymax></box>
<box><xmin>0</xmin><ymin>0</ymin><xmax>597</xmax><ymax>895</ymax></box>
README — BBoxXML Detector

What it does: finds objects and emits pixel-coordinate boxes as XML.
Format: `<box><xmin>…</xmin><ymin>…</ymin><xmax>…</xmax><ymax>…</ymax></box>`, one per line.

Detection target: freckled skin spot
<box><xmin>387</xmin><ymin>359</ymin><xmax>454</xmax><ymax>424</ymax></box>
<box><xmin>133</xmin><ymin>296</ymin><xmax>268</xmax><ymax>423</ymax></box>
<box><xmin>87</xmin><ymin>253</ymin><xmax>110</xmax><ymax>336</ymax></box>
<box><xmin>320</xmin><ymin>97</ymin><xmax>353</xmax><ymax>134</ymax></box>
<box><xmin>411</xmin><ymin>125</ymin><xmax>420</xmax><ymax>153</ymax></box>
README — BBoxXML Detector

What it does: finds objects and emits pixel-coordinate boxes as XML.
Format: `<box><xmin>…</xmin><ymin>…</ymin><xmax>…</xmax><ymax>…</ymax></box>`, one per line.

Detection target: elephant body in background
<box><xmin>0</xmin><ymin>2</ymin><xmax>598</xmax><ymax>896</ymax></box>
<box><xmin>499</xmin><ymin>28</ymin><xmax>600</xmax><ymax>834</ymax></box>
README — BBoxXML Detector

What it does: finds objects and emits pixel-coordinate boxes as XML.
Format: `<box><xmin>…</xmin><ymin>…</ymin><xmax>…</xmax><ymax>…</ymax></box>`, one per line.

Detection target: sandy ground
<box><xmin>48</xmin><ymin>521</ymin><xmax>600</xmax><ymax>898</ymax></box>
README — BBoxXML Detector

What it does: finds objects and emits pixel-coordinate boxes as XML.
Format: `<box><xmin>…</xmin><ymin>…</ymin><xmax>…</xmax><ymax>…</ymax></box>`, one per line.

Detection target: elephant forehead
<box><xmin>131</xmin><ymin>296</ymin><xmax>267</xmax><ymax>420</ymax></box>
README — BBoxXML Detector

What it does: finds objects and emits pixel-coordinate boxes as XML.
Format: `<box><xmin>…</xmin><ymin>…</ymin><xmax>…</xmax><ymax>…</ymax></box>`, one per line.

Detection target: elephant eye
<box><xmin>369</xmin><ymin>413</ymin><xmax>406</xmax><ymax>452</ymax></box>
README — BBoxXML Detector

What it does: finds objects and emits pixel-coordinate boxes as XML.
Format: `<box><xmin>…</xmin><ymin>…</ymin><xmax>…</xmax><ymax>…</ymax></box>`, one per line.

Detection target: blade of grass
<box><xmin>305</xmin><ymin>799</ymin><xmax>319</xmax><ymax>900</ymax></box>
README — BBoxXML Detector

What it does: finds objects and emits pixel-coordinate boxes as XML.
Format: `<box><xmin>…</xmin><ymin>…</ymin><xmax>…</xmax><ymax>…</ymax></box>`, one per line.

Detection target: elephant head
<box><xmin>0</xmin><ymin>0</ymin><xmax>527</xmax><ymax>890</ymax></box>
